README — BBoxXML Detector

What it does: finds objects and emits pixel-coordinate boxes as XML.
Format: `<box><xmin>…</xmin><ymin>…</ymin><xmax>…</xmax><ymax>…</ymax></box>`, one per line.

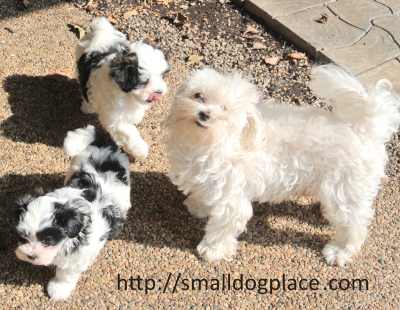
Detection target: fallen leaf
<box><xmin>157</xmin><ymin>0</ymin><xmax>173</xmax><ymax>5</ymax></box>
<box><xmin>288</xmin><ymin>52</ymin><xmax>307</xmax><ymax>60</ymax></box>
<box><xmin>163</xmin><ymin>12</ymin><xmax>188</xmax><ymax>28</ymax></box>
<box><xmin>85</xmin><ymin>0</ymin><xmax>96</xmax><ymax>11</ymax></box>
<box><xmin>264</xmin><ymin>56</ymin><xmax>280</xmax><ymax>65</ymax></box>
<box><xmin>314</xmin><ymin>13</ymin><xmax>328</xmax><ymax>24</ymax></box>
<box><xmin>123</xmin><ymin>9</ymin><xmax>138</xmax><ymax>19</ymax></box>
<box><xmin>108</xmin><ymin>15</ymin><xmax>118</xmax><ymax>24</ymax></box>
<box><xmin>253</xmin><ymin>41</ymin><xmax>267</xmax><ymax>49</ymax></box>
<box><xmin>244</xmin><ymin>24</ymin><xmax>259</xmax><ymax>35</ymax></box>
<box><xmin>186</xmin><ymin>54</ymin><xmax>203</xmax><ymax>66</ymax></box>
<box><xmin>67</xmin><ymin>23</ymin><xmax>86</xmax><ymax>39</ymax></box>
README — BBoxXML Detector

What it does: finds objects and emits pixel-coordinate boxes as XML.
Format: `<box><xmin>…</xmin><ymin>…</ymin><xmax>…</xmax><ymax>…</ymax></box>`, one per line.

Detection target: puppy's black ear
<box><xmin>15</xmin><ymin>194</ymin><xmax>35</xmax><ymax>219</ymax></box>
<box><xmin>54</xmin><ymin>199</ymin><xmax>90</xmax><ymax>238</ymax></box>
<box><xmin>109</xmin><ymin>51</ymin><xmax>140</xmax><ymax>92</ymax></box>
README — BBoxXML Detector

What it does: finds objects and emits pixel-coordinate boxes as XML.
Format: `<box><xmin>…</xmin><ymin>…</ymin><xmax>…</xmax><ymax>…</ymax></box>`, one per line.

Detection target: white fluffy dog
<box><xmin>15</xmin><ymin>125</ymin><xmax>131</xmax><ymax>300</ymax></box>
<box><xmin>164</xmin><ymin>65</ymin><xmax>400</xmax><ymax>266</ymax></box>
<box><xmin>76</xmin><ymin>17</ymin><xmax>170</xmax><ymax>160</ymax></box>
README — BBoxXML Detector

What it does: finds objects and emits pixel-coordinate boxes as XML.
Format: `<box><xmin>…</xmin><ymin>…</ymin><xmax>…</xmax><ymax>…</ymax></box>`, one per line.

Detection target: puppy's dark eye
<box><xmin>37</xmin><ymin>227</ymin><xmax>64</xmax><ymax>246</ymax></box>
<box><xmin>17</xmin><ymin>235</ymin><xmax>28</xmax><ymax>244</ymax></box>
<box><xmin>193</xmin><ymin>92</ymin><xmax>205</xmax><ymax>103</ymax></box>
<box><xmin>162</xmin><ymin>69</ymin><xmax>170</xmax><ymax>78</ymax></box>
<box><xmin>136</xmin><ymin>79</ymin><xmax>149</xmax><ymax>88</ymax></box>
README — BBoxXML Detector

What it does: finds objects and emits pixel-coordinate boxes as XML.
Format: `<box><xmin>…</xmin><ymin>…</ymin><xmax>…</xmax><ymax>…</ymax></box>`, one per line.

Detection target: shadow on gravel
<box><xmin>0</xmin><ymin>171</ymin><xmax>328</xmax><ymax>288</ymax></box>
<box><xmin>2</xmin><ymin>74</ymin><xmax>96</xmax><ymax>147</ymax></box>
<box><xmin>124</xmin><ymin>172</ymin><xmax>329</xmax><ymax>255</ymax></box>
<box><xmin>0</xmin><ymin>0</ymin><xmax>70</xmax><ymax>20</ymax></box>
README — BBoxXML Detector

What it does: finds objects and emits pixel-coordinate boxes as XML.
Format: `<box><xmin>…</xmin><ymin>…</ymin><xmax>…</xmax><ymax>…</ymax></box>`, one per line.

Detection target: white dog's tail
<box><xmin>64</xmin><ymin>125</ymin><xmax>96</xmax><ymax>157</ymax></box>
<box><xmin>311</xmin><ymin>64</ymin><xmax>400</xmax><ymax>143</ymax></box>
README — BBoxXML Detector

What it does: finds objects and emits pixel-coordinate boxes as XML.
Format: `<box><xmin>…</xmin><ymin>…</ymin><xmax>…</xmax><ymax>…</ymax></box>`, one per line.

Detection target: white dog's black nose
<box><xmin>198</xmin><ymin>111</ymin><xmax>210</xmax><ymax>122</ymax></box>
<box><xmin>27</xmin><ymin>254</ymin><xmax>37</xmax><ymax>260</ymax></box>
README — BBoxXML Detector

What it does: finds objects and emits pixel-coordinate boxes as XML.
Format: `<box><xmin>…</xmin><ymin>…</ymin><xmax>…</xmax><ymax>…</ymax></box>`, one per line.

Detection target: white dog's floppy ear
<box><xmin>241</xmin><ymin>106</ymin><xmax>264</xmax><ymax>150</ymax></box>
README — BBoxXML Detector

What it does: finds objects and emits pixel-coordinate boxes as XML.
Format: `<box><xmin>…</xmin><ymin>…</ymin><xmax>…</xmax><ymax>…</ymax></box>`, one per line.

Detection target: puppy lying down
<box><xmin>164</xmin><ymin>65</ymin><xmax>400</xmax><ymax>266</ymax></box>
<box><xmin>15</xmin><ymin>125</ymin><xmax>131</xmax><ymax>300</ymax></box>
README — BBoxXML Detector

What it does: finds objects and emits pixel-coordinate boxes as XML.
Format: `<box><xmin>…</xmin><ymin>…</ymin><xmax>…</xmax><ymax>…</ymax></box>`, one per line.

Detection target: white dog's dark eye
<box><xmin>193</xmin><ymin>92</ymin><xmax>205</xmax><ymax>103</ymax></box>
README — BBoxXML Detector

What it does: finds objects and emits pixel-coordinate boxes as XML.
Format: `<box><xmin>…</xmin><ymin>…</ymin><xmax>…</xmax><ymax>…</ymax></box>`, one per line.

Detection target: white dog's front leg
<box><xmin>47</xmin><ymin>268</ymin><xmax>81</xmax><ymax>301</ymax></box>
<box><xmin>110</xmin><ymin>123</ymin><xmax>149</xmax><ymax>160</ymax></box>
<box><xmin>197</xmin><ymin>199</ymin><xmax>253</xmax><ymax>262</ymax></box>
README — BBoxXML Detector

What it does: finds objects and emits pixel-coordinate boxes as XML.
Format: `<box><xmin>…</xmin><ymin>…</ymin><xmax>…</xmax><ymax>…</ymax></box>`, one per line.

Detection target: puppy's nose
<box><xmin>27</xmin><ymin>254</ymin><xmax>37</xmax><ymax>260</ymax></box>
<box><xmin>198</xmin><ymin>111</ymin><xmax>210</xmax><ymax>122</ymax></box>
<box><xmin>154</xmin><ymin>90</ymin><xmax>163</xmax><ymax>94</ymax></box>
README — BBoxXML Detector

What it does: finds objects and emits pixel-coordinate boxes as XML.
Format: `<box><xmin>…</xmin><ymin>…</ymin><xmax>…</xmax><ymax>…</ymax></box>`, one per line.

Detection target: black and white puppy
<box><xmin>76</xmin><ymin>17</ymin><xmax>170</xmax><ymax>160</ymax></box>
<box><xmin>15</xmin><ymin>125</ymin><xmax>131</xmax><ymax>300</ymax></box>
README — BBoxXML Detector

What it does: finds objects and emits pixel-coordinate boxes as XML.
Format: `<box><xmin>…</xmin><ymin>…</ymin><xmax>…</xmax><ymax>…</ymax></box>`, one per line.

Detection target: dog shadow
<box><xmin>122</xmin><ymin>172</ymin><xmax>330</xmax><ymax>254</ymax></box>
<box><xmin>0</xmin><ymin>171</ymin><xmax>329</xmax><ymax>288</ymax></box>
<box><xmin>1</xmin><ymin>74</ymin><xmax>97</xmax><ymax>147</ymax></box>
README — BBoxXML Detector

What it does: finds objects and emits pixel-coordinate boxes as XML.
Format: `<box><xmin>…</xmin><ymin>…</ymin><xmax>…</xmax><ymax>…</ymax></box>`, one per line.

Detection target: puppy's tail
<box><xmin>311</xmin><ymin>64</ymin><xmax>400</xmax><ymax>143</ymax></box>
<box><xmin>78</xmin><ymin>17</ymin><xmax>127</xmax><ymax>55</ymax></box>
<box><xmin>64</xmin><ymin>125</ymin><xmax>96</xmax><ymax>157</ymax></box>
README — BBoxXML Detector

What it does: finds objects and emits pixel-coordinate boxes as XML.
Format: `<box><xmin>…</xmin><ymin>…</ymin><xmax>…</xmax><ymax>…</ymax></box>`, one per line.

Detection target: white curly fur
<box><xmin>164</xmin><ymin>65</ymin><xmax>400</xmax><ymax>266</ymax></box>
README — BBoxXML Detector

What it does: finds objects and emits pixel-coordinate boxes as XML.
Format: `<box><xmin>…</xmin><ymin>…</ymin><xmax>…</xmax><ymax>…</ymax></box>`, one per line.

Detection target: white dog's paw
<box><xmin>126</xmin><ymin>141</ymin><xmax>149</xmax><ymax>161</ymax></box>
<box><xmin>322</xmin><ymin>243</ymin><xmax>354</xmax><ymax>267</ymax></box>
<box><xmin>197</xmin><ymin>238</ymin><xmax>238</xmax><ymax>262</ymax></box>
<box><xmin>184</xmin><ymin>198</ymin><xmax>209</xmax><ymax>219</ymax></box>
<box><xmin>47</xmin><ymin>279</ymin><xmax>76</xmax><ymax>301</ymax></box>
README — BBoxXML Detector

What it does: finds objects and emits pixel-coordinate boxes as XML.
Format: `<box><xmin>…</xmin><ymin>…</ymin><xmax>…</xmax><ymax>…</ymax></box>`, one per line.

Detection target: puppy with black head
<box><xmin>15</xmin><ymin>125</ymin><xmax>130</xmax><ymax>300</ymax></box>
<box><xmin>76</xmin><ymin>17</ymin><xmax>170</xmax><ymax>160</ymax></box>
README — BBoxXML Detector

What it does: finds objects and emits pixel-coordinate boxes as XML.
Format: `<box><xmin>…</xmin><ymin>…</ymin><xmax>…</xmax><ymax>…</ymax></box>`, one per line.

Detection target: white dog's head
<box><xmin>109</xmin><ymin>41</ymin><xmax>170</xmax><ymax>104</ymax></box>
<box><xmin>165</xmin><ymin>68</ymin><xmax>263</xmax><ymax>151</ymax></box>
<box><xmin>15</xmin><ymin>190</ymin><xmax>91</xmax><ymax>266</ymax></box>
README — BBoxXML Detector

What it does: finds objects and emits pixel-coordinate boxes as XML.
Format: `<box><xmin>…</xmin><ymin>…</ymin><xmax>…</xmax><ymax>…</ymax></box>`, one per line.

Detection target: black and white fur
<box><xmin>15</xmin><ymin>125</ymin><xmax>131</xmax><ymax>300</ymax></box>
<box><xmin>76</xmin><ymin>17</ymin><xmax>170</xmax><ymax>160</ymax></box>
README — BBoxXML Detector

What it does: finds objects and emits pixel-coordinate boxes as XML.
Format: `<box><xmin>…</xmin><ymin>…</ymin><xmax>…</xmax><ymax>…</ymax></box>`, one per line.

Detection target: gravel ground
<box><xmin>0</xmin><ymin>1</ymin><xmax>399</xmax><ymax>308</ymax></box>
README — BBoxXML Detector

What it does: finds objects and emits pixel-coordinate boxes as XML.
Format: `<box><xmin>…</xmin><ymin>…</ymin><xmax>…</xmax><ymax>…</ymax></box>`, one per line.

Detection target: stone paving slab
<box><xmin>329</xmin><ymin>0</ymin><xmax>391</xmax><ymax>30</ymax></box>
<box><xmin>358</xmin><ymin>58</ymin><xmax>400</xmax><ymax>90</ymax></box>
<box><xmin>245</xmin><ymin>0</ymin><xmax>400</xmax><ymax>92</ymax></box>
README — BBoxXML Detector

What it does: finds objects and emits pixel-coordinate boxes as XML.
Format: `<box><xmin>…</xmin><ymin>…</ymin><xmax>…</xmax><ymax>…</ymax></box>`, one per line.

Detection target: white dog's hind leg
<box><xmin>197</xmin><ymin>199</ymin><xmax>253</xmax><ymax>262</ymax></box>
<box><xmin>47</xmin><ymin>268</ymin><xmax>81</xmax><ymax>301</ymax></box>
<box><xmin>322</xmin><ymin>223</ymin><xmax>369</xmax><ymax>267</ymax></box>
<box><xmin>320</xmin><ymin>188</ymin><xmax>374</xmax><ymax>267</ymax></box>
<box><xmin>110</xmin><ymin>123</ymin><xmax>149</xmax><ymax>160</ymax></box>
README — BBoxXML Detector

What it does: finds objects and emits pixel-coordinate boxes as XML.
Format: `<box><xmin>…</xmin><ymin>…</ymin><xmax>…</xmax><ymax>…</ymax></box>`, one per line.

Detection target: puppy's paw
<box><xmin>126</xmin><ymin>141</ymin><xmax>149</xmax><ymax>161</ymax></box>
<box><xmin>322</xmin><ymin>243</ymin><xmax>353</xmax><ymax>267</ymax></box>
<box><xmin>197</xmin><ymin>238</ymin><xmax>237</xmax><ymax>262</ymax></box>
<box><xmin>47</xmin><ymin>279</ymin><xmax>76</xmax><ymax>301</ymax></box>
<box><xmin>184</xmin><ymin>198</ymin><xmax>208</xmax><ymax>219</ymax></box>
